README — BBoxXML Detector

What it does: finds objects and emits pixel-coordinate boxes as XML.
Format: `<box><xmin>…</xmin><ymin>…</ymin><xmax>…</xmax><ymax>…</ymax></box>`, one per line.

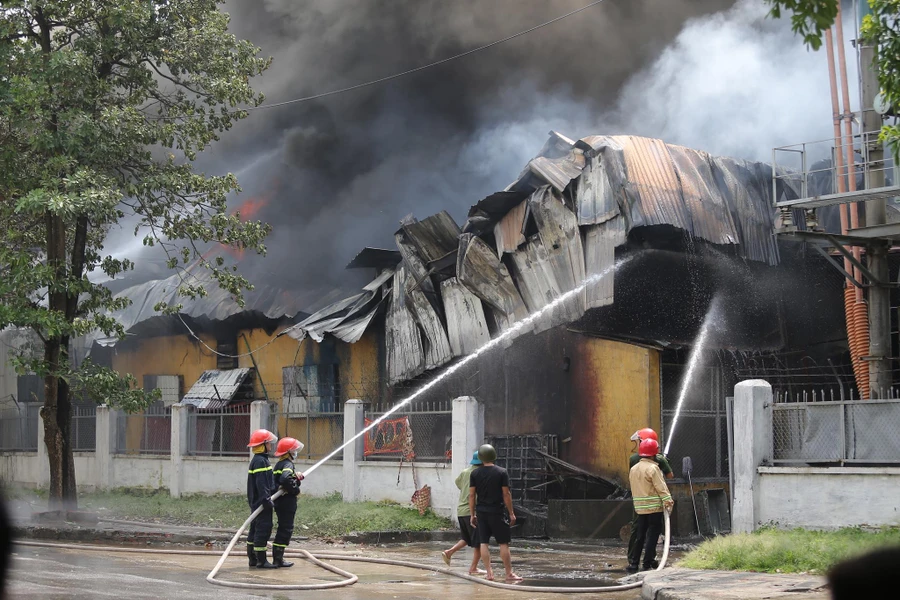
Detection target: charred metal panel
<box><xmin>528</xmin><ymin>149</ymin><xmax>586</xmax><ymax>193</ymax></box>
<box><xmin>464</xmin><ymin>191</ymin><xmax>530</xmax><ymax>235</ymax></box>
<box><xmin>440</xmin><ymin>277</ymin><xmax>490</xmax><ymax>356</ymax></box>
<box><xmin>394</xmin><ymin>230</ymin><xmax>435</xmax><ymax>298</ymax></box>
<box><xmin>400</xmin><ymin>210</ymin><xmax>461</xmax><ymax>265</ymax></box>
<box><xmin>345</xmin><ymin>247</ymin><xmax>402</xmax><ymax>270</ymax></box>
<box><xmin>711</xmin><ymin>157</ymin><xmax>780</xmax><ymax>265</ymax></box>
<box><xmin>182</xmin><ymin>368</ymin><xmax>254</xmax><ymax>410</ymax></box>
<box><xmin>509</xmin><ymin>187</ymin><xmax>586</xmax><ymax>332</ymax></box>
<box><xmin>384</xmin><ymin>266</ymin><xmax>425</xmax><ymax>384</ymax></box>
<box><xmin>621</xmin><ymin>136</ymin><xmax>686</xmax><ymax>229</ymax></box>
<box><xmin>582</xmin><ymin>224</ymin><xmax>619</xmax><ymax>310</ymax></box>
<box><xmin>457</xmin><ymin>234</ymin><xmax>529</xmax><ymax>322</ymax></box>
<box><xmin>576</xmin><ymin>156</ymin><xmax>619</xmax><ymax>226</ymax></box>
<box><xmin>493</xmin><ymin>200</ymin><xmax>527</xmax><ymax>257</ymax></box>
<box><xmin>668</xmin><ymin>146</ymin><xmax>739</xmax><ymax>247</ymax></box>
<box><xmin>404</xmin><ymin>268</ymin><xmax>452</xmax><ymax>370</ymax></box>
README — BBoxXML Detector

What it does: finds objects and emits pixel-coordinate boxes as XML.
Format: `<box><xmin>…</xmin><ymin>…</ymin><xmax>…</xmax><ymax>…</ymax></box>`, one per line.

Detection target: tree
<box><xmin>0</xmin><ymin>1</ymin><xmax>271</xmax><ymax>509</ymax></box>
<box><xmin>766</xmin><ymin>0</ymin><xmax>900</xmax><ymax>154</ymax></box>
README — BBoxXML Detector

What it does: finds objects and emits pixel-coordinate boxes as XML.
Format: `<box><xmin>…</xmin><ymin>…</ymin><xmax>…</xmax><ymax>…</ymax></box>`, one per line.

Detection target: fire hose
<box><xmin>18</xmin><ymin>500</ymin><xmax>670</xmax><ymax>593</ymax></box>
<box><xmin>201</xmin><ymin>486</ymin><xmax>672</xmax><ymax>593</ymax></box>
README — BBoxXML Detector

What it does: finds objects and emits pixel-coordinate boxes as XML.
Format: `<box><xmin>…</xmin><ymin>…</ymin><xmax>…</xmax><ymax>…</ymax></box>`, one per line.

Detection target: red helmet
<box><xmin>247</xmin><ymin>429</ymin><xmax>276</xmax><ymax>448</ymax></box>
<box><xmin>274</xmin><ymin>437</ymin><xmax>304</xmax><ymax>457</ymax></box>
<box><xmin>630</xmin><ymin>428</ymin><xmax>658</xmax><ymax>442</ymax></box>
<box><xmin>639</xmin><ymin>438</ymin><xmax>659</xmax><ymax>458</ymax></box>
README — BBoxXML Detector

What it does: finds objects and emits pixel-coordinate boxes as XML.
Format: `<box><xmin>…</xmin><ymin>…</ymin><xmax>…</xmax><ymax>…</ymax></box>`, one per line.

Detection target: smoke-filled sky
<box><xmin>107</xmin><ymin>0</ymin><xmax>858</xmax><ymax>309</ymax></box>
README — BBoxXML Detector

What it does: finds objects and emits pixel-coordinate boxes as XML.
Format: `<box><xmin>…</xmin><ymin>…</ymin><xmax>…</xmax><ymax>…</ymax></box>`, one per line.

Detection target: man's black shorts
<box><xmin>475</xmin><ymin>511</ymin><xmax>511</xmax><ymax>545</ymax></box>
<box><xmin>457</xmin><ymin>516</ymin><xmax>477</xmax><ymax>547</ymax></box>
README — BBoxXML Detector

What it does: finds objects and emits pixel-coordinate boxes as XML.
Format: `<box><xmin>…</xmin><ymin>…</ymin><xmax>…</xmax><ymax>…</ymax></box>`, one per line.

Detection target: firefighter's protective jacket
<box><xmin>247</xmin><ymin>452</ymin><xmax>275</xmax><ymax>510</ymax></box>
<box><xmin>629</xmin><ymin>457</ymin><xmax>673</xmax><ymax>514</ymax></box>
<box><xmin>274</xmin><ymin>458</ymin><xmax>301</xmax><ymax>497</ymax></box>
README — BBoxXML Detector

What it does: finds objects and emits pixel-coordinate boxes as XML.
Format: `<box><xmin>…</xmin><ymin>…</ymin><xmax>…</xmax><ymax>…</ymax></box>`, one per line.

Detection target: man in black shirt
<box><xmin>468</xmin><ymin>444</ymin><xmax>522</xmax><ymax>582</ymax></box>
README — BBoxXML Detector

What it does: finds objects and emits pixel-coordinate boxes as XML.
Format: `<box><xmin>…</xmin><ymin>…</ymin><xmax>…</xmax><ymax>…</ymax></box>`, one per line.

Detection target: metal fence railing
<box><xmin>187</xmin><ymin>404</ymin><xmax>252</xmax><ymax>456</ymax></box>
<box><xmin>276</xmin><ymin>410</ymin><xmax>344</xmax><ymax>460</ymax></box>
<box><xmin>0</xmin><ymin>403</ymin><xmax>40</xmax><ymax>452</ymax></box>
<box><xmin>773</xmin><ymin>399</ymin><xmax>900</xmax><ymax>464</ymax></box>
<box><xmin>115</xmin><ymin>403</ymin><xmax>171</xmax><ymax>455</ymax></box>
<box><xmin>72</xmin><ymin>405</ymin><xmax>97</xmax><ymax>452</ymax></box>
<box><xmin>364</xmin><ymin>400</ymin><xmax>452</xmax><ymax>462</ymax></box>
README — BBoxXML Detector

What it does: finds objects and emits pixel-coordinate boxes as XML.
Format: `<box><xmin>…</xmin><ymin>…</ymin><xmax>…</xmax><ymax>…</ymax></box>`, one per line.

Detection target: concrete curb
<box><xmin>641</xmin><ymin>568</ymin><xmax>828</xmax><ymax>600</ymax></box>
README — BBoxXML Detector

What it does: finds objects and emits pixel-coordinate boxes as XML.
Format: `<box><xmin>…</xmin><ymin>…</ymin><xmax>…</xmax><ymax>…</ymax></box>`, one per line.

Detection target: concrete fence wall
<box><xmin>0</xmin><ymin>397</ymin><xmax>484</xmax><ymax>518</ymax></box>
<box><xmin>732</xmin><ymin>380</ymin><xmax>900</xmax><ymax>531</ymax></box>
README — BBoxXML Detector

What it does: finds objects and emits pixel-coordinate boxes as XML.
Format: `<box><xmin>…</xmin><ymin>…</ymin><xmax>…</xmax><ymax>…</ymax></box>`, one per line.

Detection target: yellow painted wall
<box><xmin>571</xmin><ymin>337</ymin><xmax>661</xmax><ymax>484</ymax></box>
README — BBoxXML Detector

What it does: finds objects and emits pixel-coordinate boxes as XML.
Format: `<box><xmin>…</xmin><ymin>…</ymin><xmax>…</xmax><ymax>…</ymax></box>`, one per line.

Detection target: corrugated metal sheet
<box><xmin>576</xmin><ymin>153</ymin><xmax>619</xmax><ymax>226</ymax></box>
<box><xmin>284</xmin><ymin>268</ymin><xmax>394</xmax><ymax>343</ymax></box>
<box><xmin>456</xmin><ymin>234</ymin><xmax>529</xmax><ymax>321</ymax></box>
<box><xmin>404</xmin><ymin>266</ymin><xmax>452</xmax><ymax>370</ymax></box>
<box><xmin>181</xmin><ymin>368</ymin><xmax>253</xmax><ymax>410</ymax></box>
<box><xmin>582</xmin><ymin>223</ymin><xmax>620</xmax><ymax>310</ymax></box>
<box><xmin>385</xmin><ymin>266</ymin><xmax>425</xmax><ymax>384</ymax></box>
<box><xmin>464</xmin><ymin>191</ymin><xmax>530</xmax><ymax>235</ymax></box>
<box><xmin>528</xmin><ymin>149</ymin><xmax>585</xmax><ymax>193</ymax></box>
<box><xmin>509</xmin><ymin>187</ymin><xmax>586</xmax><ymax>333</ymax></box>
<box><xmin>578</xmin><ymin>135</ymin><xmax>779</xmax><ymax>265</ymax></box>
<box><xmin>441</xmin><ymin>278</ymin><xmax>490</xmax><ymax>357</ymax></box>
<box><xmin>345</xmin><ymin>247</ymin><xmax>402</xmax><ymax>270</ymax></box>
<box><xmin>400</xmin><ymin>210</ymin><xmax>461</xmax><ymax>265</ymax></box>
<box><xmin>493</xmin><ymin>200</ymin><xmax>528</xmax><ymax>257</ymax></box>
<box><xmin>395</xmin><ymin>230</ymin><xmax>435</xmax><ymax>298</ymax></box>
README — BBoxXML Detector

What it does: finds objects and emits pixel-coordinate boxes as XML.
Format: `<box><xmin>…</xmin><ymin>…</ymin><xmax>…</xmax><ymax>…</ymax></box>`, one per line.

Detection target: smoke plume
<box><xmin>113</xmin><ymin>0</ymin><xmax>851</xmax><ymax>311</ymax></box>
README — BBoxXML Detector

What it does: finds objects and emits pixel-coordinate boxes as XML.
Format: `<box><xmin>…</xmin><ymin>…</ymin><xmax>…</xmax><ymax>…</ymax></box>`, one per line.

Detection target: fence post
<box><xmin>36</xmin><ymin>411</ymin><xmax>50</xmax><ymax>487</ymax></box>
<box><xmin>732</xmin><ymin>380</ymin><xmax>773</xmax><ymax>533</ymax></box>
<box><xmin>95</xmin><ymin>405</ymin><xmax>115</xmax><ymax>490</ymax></box>
<box><xmin>342</xmin><ymin>399</ymin><xmax>365</xmax><ymax>503</ymax></box>
<box><xmin>170</xmin><ymin>404</ymin><xmax>189</xmax><ymax>498</ymax></box>
<box><xmin>451</xmin><ymin>396</ymin><xmax>484</xmax><ymax>521</ymax></box>
<box><xmin>249</xmin><ymin>400</ymin><xmax>271</xmax><ymax>444</ymax></box>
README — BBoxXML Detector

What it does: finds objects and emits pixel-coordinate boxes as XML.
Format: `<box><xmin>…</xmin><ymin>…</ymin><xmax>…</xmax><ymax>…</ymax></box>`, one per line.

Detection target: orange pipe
<box><xmin>827</xmin><ymin>25</ymin><xmax>870</xmax><ymax>399</ymax></box>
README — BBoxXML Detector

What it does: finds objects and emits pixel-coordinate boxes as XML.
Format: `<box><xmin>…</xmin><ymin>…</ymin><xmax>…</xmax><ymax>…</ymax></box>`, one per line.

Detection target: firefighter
<box><xmin>246</xmin><ymin>428</ymin><xmax>278</xmax><ymax>569</ymax></box>
<box><xmin>627</xmin><ymin>437</ymin><xmax>673</xmax><ymax>572</ymax></box>
<box><xmin>627</xmin><ymin>427</ymin><xmax>673</xmax><ymax>564</ymax></box>
<box><xmin>272</xmin><ymin>437</ymin><xmax>305</xmax><ymax>568</ymax></box>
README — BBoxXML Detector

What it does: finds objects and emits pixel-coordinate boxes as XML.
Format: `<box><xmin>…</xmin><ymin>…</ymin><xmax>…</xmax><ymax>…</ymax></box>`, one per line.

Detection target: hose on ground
<box><xmin>18</xmin><ymin>504</ymin><xmax>670</xmax><ymax>593</ymax></box>
<box><xmin>18</xmin><ymin>508</ymin><xmax>668</xmax><ymax>594</ymax></box>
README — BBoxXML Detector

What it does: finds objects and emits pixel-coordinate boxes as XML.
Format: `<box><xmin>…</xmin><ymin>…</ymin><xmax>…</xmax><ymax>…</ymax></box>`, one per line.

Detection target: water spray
<box><xmin>303</xmin><ymin>255</ymin><xmax>633</xmax><ymax>478</ymax></box>
<box><xmin>199</xmin><ymin>255</ymin><xmax>678</xmax><ymax>592</ymax></box>
<box><xmin>664</xmin><ymin>295</ymin><xmax>722</xmax><ymax>455</ymax></box>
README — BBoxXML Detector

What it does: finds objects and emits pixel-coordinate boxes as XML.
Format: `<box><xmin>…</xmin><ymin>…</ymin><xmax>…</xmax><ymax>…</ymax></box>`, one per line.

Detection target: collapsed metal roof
<box><xmin>99</xmin><ymin>132</ymin><xmax>793</xmax><ymax>383</ymax></box>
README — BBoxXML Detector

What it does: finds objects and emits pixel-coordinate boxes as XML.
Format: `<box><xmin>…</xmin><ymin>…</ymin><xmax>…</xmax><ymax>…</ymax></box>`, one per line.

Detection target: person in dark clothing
<box><xmin>272</xmin><ymin>437</ymin><xmax>305</xmax><ymax>568</ymax></box>
<box><xmin>246</xmin><ymin>428</ymin><xmax>278</xmax><ymax>569</ymax></box>
<box><xmin>468</xmin><ymin>444</ymin><xmax>522</xmax><ymax>582</ymax></box>
<box><xmin>828</xmin><ymin>546</ymin><xmax>898</xmax><ymax>599</ymax></box>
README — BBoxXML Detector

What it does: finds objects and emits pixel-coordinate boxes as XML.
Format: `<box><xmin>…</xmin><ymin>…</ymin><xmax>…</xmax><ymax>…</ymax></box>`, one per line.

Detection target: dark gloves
<box><xmin>264</xmin><ymin>496</ymin><xmax>275</xmax><ymax>508</ymax></box>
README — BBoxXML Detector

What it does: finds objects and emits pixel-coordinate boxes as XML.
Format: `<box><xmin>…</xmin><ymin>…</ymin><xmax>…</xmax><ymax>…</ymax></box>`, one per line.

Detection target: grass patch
<box><xmin>680</xmin><ymin>527</ymin><xmax>900</xmax><ymax>574</ymax></box>
<box><xmin>9</xmin><ymin>488</ymin><xmax>450</xmax><ymax>538</ymax></box>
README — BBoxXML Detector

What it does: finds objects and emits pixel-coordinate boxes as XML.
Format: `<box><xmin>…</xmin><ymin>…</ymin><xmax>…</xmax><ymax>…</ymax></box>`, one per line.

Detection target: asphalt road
<box><xmin>7</xmin><ymin>540</ymin><xmax>646</xmax><ymax>599</ymax></box>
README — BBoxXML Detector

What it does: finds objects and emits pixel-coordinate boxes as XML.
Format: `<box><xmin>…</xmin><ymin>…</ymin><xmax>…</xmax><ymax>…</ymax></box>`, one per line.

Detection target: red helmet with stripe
<box><xmin>247</xmin><ymin>429</ymin><xmax>276</xmax><ymax>448</ymax></box>
<box><xmin>275</xmin><ymin>437</ymin><xmax>304</xmax><ymax>457</ymax></box>
<box><xmin>630</xmin><ymin>428</ymin><xmax>658</xmax><ymax>442</ymax></box>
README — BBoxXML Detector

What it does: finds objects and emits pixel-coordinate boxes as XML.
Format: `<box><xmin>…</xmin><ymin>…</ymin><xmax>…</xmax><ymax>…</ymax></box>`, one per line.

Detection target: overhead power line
<box><xmin>155</xmin><ymin>1</ymin><xmax>605</xmax><ymax>120</ymax></box>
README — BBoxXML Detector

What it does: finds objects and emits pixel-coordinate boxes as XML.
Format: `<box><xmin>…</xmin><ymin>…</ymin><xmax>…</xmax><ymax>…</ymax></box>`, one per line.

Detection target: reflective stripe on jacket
<box><xmin>629</xmin><ymin>457</ymin><xmax>672</xmax><ymax>514</ymax></box>
<box><xmin>247</xmin><ymin>453</ymin><xmax>275</xmax><ymax>510</ymax></box>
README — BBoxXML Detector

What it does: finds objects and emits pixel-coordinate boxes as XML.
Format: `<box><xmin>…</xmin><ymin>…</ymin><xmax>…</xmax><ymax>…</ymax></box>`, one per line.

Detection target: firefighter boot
<box><xmin>247</xmin><ymin>544</ymin><xmax>257</xmax><ymax>567</ymax></box>
<box><xmin>273</xmin><ymin>547</ymin><xmax>294</xmax><ymax>568</ymax></box>
<box><xmin>255</xmin><ymin>550</ymin><xmax>278</xmax><ymax>569</ymax></box>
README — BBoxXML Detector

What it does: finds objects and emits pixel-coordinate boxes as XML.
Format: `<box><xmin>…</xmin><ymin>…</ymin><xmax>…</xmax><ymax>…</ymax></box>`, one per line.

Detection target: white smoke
<box><xmin>605</xmin><ymin>0</ymin><xmax>857</xmax><ymax>163</ymax></box>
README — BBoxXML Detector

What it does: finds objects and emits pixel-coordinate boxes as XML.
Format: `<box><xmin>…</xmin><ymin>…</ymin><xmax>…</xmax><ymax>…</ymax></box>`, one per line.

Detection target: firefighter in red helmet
<box><xmin>627</xmin><ymin>428</ymin><xmax>673</xmax><ymax>566</ymax></box>
<box><xmin>246</xmin><ymin>429</ymin><xmax>277</xmax><ymax>569</ymax></box>
<box><xmin>627</xmin><ymin>438</ymin><xmax>673</xmax><ymax>572</ymax></box>
<box><xmin>271</xmin><ymin>437</ymin><xmax>305</xmax><ymax>567</ymax></box>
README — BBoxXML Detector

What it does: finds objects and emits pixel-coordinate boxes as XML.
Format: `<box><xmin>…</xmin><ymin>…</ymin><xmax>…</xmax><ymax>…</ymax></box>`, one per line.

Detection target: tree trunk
<box><xmin>42</xmin><ymin>339</ymin><xmax>77</xmax><ymax>510</ymax></box>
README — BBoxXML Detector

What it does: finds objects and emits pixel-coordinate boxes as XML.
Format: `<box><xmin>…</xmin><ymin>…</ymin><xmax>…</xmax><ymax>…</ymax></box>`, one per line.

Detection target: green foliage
<box><xmin>69</xmin><ymin>489</ymin><xmax>451</xmax><ymax>537</ymax></box>
<box><xmin>680</xmin><ymin>527</ymin><xmax>900</xmax><ymax>573</ymax></box>
<box><xmin>765</xmin><ymin>1</ymin><xmax>840</xmax><ymax>50</ymax></box>
<box><xmin>766</xmin><ymin>1</ymin><xmax>900</xmax><ymax>157</ymax></box>
<box><xmin>0</xmin><ymin>2</ymin><xmax>271</xmax><ymax>410</ymax></box>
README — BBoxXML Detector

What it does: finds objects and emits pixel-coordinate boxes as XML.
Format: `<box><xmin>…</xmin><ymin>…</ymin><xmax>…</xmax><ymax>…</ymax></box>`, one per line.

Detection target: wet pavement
<box><xmin>8</xmin><ymin>539</ymin><xmax>651</xmax><ymax>599</ymax></box>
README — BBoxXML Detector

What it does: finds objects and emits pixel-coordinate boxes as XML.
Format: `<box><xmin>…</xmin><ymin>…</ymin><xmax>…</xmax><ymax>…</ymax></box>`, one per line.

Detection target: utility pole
<box><xmin>858</xmin><ymin>2</ymin><xmax>892</xmax><ymax>398</ymax></box>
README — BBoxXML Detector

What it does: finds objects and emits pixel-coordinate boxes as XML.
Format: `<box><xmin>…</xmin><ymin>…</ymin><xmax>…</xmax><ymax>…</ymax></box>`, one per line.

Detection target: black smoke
<box><xmin>130</xmin><ymin>1</ymin><xmax>739</xmax><ymax>304</ymax></box>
